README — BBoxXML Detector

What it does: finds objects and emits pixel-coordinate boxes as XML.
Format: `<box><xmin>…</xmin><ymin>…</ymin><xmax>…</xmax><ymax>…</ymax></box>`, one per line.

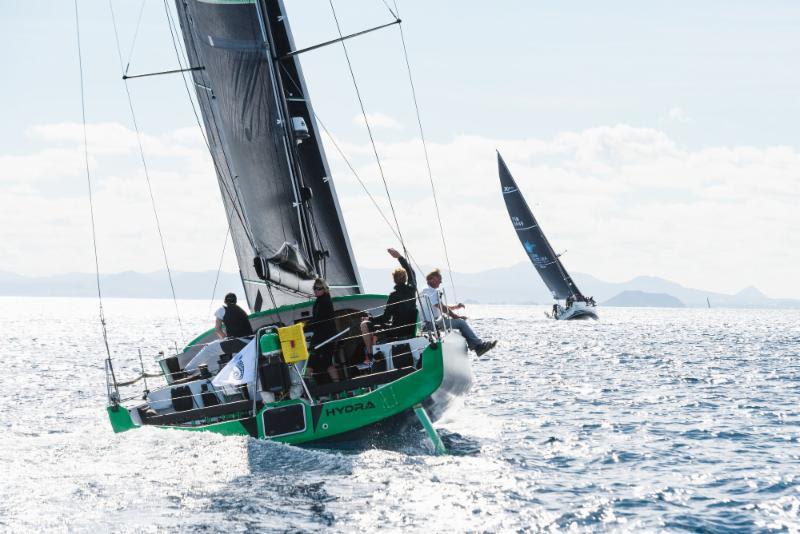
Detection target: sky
<box><xmin>0</xmin><ymin>1</ymin><xmax>799</xmax><ymax>298</ymax></box>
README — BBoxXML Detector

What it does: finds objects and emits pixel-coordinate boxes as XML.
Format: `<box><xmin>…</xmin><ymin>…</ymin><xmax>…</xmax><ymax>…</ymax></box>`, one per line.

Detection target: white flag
<box><xmin>212</xmin><ymin>338</ymin><xmax>257</xmax><ymax>388</ymax></box>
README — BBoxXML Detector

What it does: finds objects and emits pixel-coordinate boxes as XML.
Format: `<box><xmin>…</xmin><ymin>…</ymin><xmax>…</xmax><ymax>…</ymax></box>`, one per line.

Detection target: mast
<box><xmin>261</xmin><ymin>0</ymin><xmax>363</xmax><ymax>292</ymax></box>
<box><xmin>254</xmin><ymin>0</ymin><xmax>318</xmax><ymax>274</ymax></box>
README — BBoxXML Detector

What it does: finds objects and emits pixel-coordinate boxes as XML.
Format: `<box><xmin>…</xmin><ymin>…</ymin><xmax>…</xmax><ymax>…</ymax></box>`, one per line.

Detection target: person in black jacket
<box><xmin>213</xmin><ymin>292</ymin><xmax>255</xmax><ymax>355</ymax></box>
<box><xmin>214</xmin><ymin>293</ymin><xmax>254</xmax><ymax>339</ymax></box>
<box><xmin>306</xmin><ymin>278</ymin><xmax>340</xmax><ymax>382</ymax></box>
<box><xmin>360</xmin><ymin>248</ymin><xmax>418</xmax><ymax>357</ymax></box>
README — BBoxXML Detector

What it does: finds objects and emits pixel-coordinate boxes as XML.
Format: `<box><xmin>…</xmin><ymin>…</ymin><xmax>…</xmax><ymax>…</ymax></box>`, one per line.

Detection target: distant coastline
<box><xmin>1</xmin><ymin>265</ymin><xmax>798</xmax><ymax>309</ymax></box>
<box><xmin>603</xmin><ymin>290</ymin><xmax>685</xmax><ymax>308</ymax></box>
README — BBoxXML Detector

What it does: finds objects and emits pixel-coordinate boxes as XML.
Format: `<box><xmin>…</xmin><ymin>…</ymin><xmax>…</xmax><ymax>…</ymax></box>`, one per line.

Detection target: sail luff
<box><xmin>497</xmin><ymin>152</ymin><xmax>584</xmax><ymax>300</ymax></box>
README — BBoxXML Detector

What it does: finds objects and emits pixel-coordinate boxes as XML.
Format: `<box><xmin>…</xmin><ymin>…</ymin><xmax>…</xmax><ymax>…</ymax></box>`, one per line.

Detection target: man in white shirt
<box><xmin>420</xmin><ymin>268</ymin><xmax>496</xmax><ymax>357</ymax></box>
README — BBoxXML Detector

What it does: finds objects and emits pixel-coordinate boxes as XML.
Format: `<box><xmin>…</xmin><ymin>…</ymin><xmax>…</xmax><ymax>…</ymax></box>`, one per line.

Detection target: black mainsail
<box><xmin>174</xmin><ymin>0</ymin><xmax>361</xmax><ymax>310</ymax></box>
<box><xmin>497</xmin><ymin>152</ymin><xmax>585</xmax><ymax>301</ymax></box>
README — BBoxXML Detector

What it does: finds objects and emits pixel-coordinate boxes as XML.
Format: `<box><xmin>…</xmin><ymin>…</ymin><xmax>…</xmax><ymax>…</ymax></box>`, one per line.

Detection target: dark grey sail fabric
<box><xmin>497</xmin><ymin>153</ymin><xmax>584</xmax><ymax>301</ymax></box>
<box><xmin>174</xmin><ymin>0</ymin><xmax>361</xmax><ymax>310</ymax></box>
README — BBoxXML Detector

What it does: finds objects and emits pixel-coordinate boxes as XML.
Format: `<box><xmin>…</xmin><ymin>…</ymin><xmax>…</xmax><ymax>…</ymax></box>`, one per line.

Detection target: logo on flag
<box><xmin>213</xmin><ymin>338</ymin><xmax>257</xmax><ymax>388</ymax></box>
<box><xmin>232</xmin><ymin>354</ymin><xmax>245</xmax><ymax>381</ymax></box>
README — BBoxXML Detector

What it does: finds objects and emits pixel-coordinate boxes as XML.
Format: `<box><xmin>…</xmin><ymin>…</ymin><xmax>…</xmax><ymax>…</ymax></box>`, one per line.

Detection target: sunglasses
<box><xmin>313</xmin><ymin>286</ymin><xmax>324</xmax><ymax>291</ymax></box>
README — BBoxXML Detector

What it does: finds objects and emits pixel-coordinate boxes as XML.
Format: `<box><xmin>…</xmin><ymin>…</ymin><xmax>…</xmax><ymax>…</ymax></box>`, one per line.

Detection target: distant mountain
<box><xmin>603</xmin><ymin>290</ymin><xmax>685</xmax><ymax>308</ymax></box>
<box><xmin>2</xmin><ymin>264</ymin><xmax>798</xmax><ymax>309</ymax></box>
<box><xmin>571</xmin><ymin>274</ymin><xmax>799</xmax><ymax>309</ymax></box>
<box><xmin>359</xmin><ymin>262</ymin><xmax>548</xmax><ymax>304</ymax></box>
<box><xmin>360</xmin><ymin>265</ymin><xmax>800</xmax><ymax>309</ymax></box>
<box><xmin>0</xmin><ymin>270</ymin><xmax>245</xmax><ymax>300</ymax></box>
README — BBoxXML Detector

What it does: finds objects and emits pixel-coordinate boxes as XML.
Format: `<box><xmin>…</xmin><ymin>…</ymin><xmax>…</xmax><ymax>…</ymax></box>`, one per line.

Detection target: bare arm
<box><xmin>444</xmin><ymin>305</ymin><xmax>467</xmax><ymax>320</ymax></box>
<box><xmin>215</xmin><ymin>317</ymin><xmax>226</xmax><ymax>339</ymax></box>
<box><xmin>388</xmin><ymin>247</ymin><xmax>416</xmax><ymax>289</ymax></box>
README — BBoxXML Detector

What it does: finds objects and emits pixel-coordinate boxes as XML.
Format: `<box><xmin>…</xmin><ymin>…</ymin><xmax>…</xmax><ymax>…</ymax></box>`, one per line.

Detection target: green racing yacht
<box><xmin>103</xmin><ymin>0</ymin><xmax>471</xmax><ymax>452</ymax></box>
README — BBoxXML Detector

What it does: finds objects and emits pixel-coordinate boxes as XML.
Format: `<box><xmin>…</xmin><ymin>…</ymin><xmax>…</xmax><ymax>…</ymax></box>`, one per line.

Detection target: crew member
<box><xmin>215</xmin><ymin>292</ymin><xmax>254</xmax><ymax>340</ymax></box>
<box><xmin>421</xmin><ymin>269</ymin><xmax>497</xmax><ymax>357</ymax></box>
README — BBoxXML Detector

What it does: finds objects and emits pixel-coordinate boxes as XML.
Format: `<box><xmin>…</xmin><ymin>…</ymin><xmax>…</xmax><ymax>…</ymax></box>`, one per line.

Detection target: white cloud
<box><xmin>666</xmin><ymin>106</ymin><xmax>691</xmax><ymax>123</ymax></box>
<box><xmin>326</xmin><ymin>126</ymin><xmax>800</xmax><ymax>298</ymax></box>
<box><xmin>352</xmin><ymin>112</ymin><xmax>402</xmax><ymax>130</ymax></box>
<box><xmin>1</xmin><ymin>122</ymin><xmax>798</xmax><ymax>298</ymax></box>
<box><xmin>0</xmin><ymin>122</ymin><xmax>228</xmax><ymax>278</ymax></box>
<box><xmin>27</xmin><ymin>122</ymin><xmax>138</xmax><ymax>155</ymax></box>
<box><xmin>0</xmin><ymin>148</ymin><xmax>84</xmax><ymax>186</ymax></box>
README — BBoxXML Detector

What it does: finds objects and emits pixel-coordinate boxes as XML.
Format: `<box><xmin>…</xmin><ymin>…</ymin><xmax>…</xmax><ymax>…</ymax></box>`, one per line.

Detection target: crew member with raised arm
<box><xmin>360</xmin><ymin>248</ymin><xmax>418</xmax><ymax>357</ymax></box>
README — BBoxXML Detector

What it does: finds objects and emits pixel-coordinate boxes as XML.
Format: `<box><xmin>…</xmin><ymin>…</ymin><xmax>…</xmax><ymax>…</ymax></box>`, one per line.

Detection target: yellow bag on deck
<box><xmin>277</xmin><ymin>323</ymin><xmax>309</xmax><ymax>363</ymax></box>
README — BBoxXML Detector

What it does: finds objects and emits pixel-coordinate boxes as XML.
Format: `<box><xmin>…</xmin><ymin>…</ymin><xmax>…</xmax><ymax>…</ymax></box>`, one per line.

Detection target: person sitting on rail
<box><xmin>360</xmin><ymin>248</ymin><xmax>418</xmax><ymax>358</ymax></box>
<box><xmin>215</xmin><ymin>292</ymin><xmax>253</xmax><ymax>339</ymax></box>
<box><xmin>420</xmin><ymin>268</ymin><xmax>497</xmax><ymax>357</ymax></box>
<box><xmin>214</xmin><ymin>292</ymin><xmax>254</xmax><ymax>353</ymax></box>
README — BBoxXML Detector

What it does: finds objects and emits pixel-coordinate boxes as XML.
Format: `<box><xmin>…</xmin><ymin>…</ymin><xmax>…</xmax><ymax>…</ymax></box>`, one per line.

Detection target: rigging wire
<box><xmin>318</xmin><ymin>118</ymin><xmax>421</xmax><ymax>271</ymax></box>
<box><xmin>277</xmin><ymin>60</ymin><xmax>427</xmax><ymax>276</ymax></box>
<box><xmin>161</xmin><ymin>0</ymin><xmax>256</xmax><ymax>250</ymax></box>
<box><xmin>266</xmin><ymin>284</ymin><xmax>284</xmax><ymax>325</ymax></box>
<box><xmin>109</xmin><ymin>0</ymin><xmax>185</xmax><ymax>344</ymax></box>
<box><xmin>380</xmin><ymin>0</ymin><xmax>399</xmax><ymax>20</ymax></box>
<box><xmin>124</xmin><ymin>0</ymin><xmax>147</xmax><ymax>76</ymax></box>
<box><xmin>324</xmin><ymin>0</ymin><xmax>437</xmax><ymax>322</ymax></box>
<box><xmin>277</xmin><ymin>65</ymin><xmax>402</xmax><ymax>248</ymax></box>
<box><xmin>161</xmin><ymin>0</ymin><xmax>260</xmax><ymax>309</ymax></box>
<box><xmin>391</xmin><ymin>0</ymin><xmax>459</xmax><ymax>302</ymax></box>
<box><xmin>74</xmin><ymin>0</ymin><xmax>115</xmax><ymax>376</ymax></box>
<box><xmin>283</xmin><ymin>59</ymin><xmax>427</xmax><ymax>276</ymax></box>
<box><xmin>207</xmin><ymin>228</ymin><xmax>230</xmax><ymax>318</ymax></box>
<box><xmin>160</xmin><ymin>0</ymin><xmax>192</xmax><ymax>69</ymax></box>
<box><xmin>309</xmin><ymin>117</ymin><xmax>423</xmax><ymax>271</ymax></box>
<box><xmin>327</xmin><ymin>0</ymin><xmax>409</xmax><ymax>259</ymax></box>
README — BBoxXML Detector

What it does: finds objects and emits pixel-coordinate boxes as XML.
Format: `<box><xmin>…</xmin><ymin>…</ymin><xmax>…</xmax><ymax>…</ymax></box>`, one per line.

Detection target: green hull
<box><xmin>267</xmin><ymin>340</ymin><xmax>444</xmax><ymax>445</ymax></box>
<box><xmin>108</xmin><ymin>338</ymin><xmax>468</xmax><ymax>445</ymax></box>
<box><xmin>107</xmin><ymin>294</ymin><xmax>472</xmax><ymax>446</ymax></box>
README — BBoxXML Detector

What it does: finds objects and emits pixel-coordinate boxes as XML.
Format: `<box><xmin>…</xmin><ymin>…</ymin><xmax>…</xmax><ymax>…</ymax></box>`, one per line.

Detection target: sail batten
<box><xmin>174</xmin><ymin>0</ymin><xmax>361</xmax><ymax>309</ymax></box>
<box><xmin>497</xmin><ymin>153</ymin><xmax>585</xmax><ymax>301</ymax></box>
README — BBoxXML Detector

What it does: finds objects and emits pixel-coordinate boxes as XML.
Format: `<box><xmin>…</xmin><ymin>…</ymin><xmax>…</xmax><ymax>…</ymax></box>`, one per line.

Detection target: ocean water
<box><xmin>1</xmin><ymin>296</ymin><xmax>798</xmax><ymax>532</ymax></box>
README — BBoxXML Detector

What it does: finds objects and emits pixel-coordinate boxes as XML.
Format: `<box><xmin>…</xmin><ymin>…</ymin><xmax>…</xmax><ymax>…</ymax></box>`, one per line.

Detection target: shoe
<box><xmin>474</xmin><ymin>340</ymin><xmax>497</xmax><ymax>357</ymax></box>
